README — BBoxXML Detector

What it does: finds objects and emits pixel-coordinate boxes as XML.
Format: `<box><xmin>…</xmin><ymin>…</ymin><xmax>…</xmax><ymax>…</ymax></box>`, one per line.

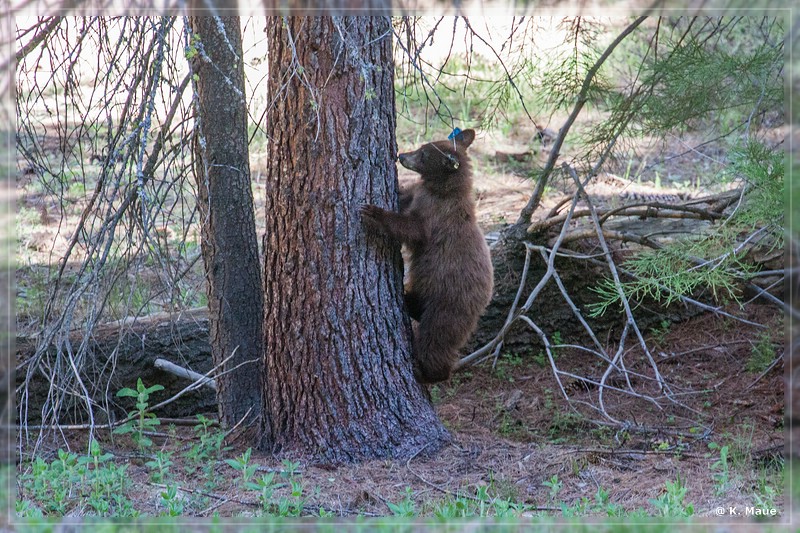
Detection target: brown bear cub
<box><xmin>361</xmin><ymin>129</ymin><xmax>494</xmax><ymax>384</ymax></box>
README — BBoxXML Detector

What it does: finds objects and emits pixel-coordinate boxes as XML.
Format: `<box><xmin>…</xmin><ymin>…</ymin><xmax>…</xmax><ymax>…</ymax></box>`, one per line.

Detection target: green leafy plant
<box><xmin>542</xmin><ymin>474</ymin><xmax>563</xmax><ymax>504</ymax></box>
<box><xmin>265</xmin><ymin>479</ymin><xmax>305</xmax><ymax>517</ymax></box>
<box><xmin>543</xmin><ymin>390</ymin><xmax>585</xmax><ymax>442</ymax></box>
<box><xmin>186</xmin><ymin>414</ymin><xmax>228</xmax><ymax>474</ymax></box>
<box><xmin>533</xmin><ymin>332</ymin><xmax>563</xmax><ymax>368</ymax></box>
<box><xmin>649</xmin><ymin>476</ymin><xmax>694</xmax><ymax>517</ymax></box>
<box><xmin>280</xmin><ymin>458</ymin><xmax>301</xmax><ymax>478</ymax></box>
<box><xmin>78</xmin><ymin>440</ymin><xmax>136</xmax><ymax>516</ymax></box>
<box><xmin>159</xmin><ymin>484</ymin><xmax>185</xmax><ymax>516</ymax></box>
<box><xmin>18</xmin><ymin>440</ymin><xmax>137</xmax><ymax>517</ymax></box>
<box><xmin>247</xmin><ymin>471</ymin><xmax>286</xmax><ymax>512</ymax></box>
<box><xmin>433</xmin><ymin>496</ymin><xmax>472</xmax><ymax>519</ymax></box>
<box><xmin>235</xmin><ymin>458</ymin><xmax>307</xmax><ymax>517</ymax></box>
<box><xmin>651</xmin><ymin>319</ymin><xmax>672</xmax><ymax>345</ymax></box>
<box><xmin>494</xmin><ymin>352</ymin><xmax>524</xmax><ymax>382</ymax></box>
<box><xmin>752</xmin><ymin>461</ymin><xmax>783</xmax><ymax>513</ymax></box>
<box><xmin>708</xmin><ymin>442</ymin><xmax>731</xmax><ymax>495</ymax></box>
<box><xmin>20</xmin><ymin>453</ymin><xmax>73</xmax><ymax>515</ymax></box>
<box><xmin>15</xmin><ymin>499</ymin><xmax>44</xmax><ymax>518</ymax></box>
<box><xmin>593</xmin><ymin>486</ymin><xmax>624</xmax><ymax>516</ymax></box>
<box><xmin>729</xmin><ymin>423</ymin><xmax>757</xmax><ymax>472</ymax></box>
<box><xmin>387</xmin><ymin>487</ymin><xmax>417</xmax><ymax>517</ymax></box>
<box><xmin>145</xmin><ymin>450</ymin><xmax>174</xmax><ymax>483</ymax></box>
<box><xmin>559</xmin><ymin>485</ymin><xmax>626</xmax><ymax>517</ymax></box>
<box><xmin>225</xmin><ymin>448</ymin><xmax>258</xmax><ymax>487</ymax></box>
<box><xmin>418</xmin><ymin>484</ymin><xmax>528</xmax><ymax>518</ymax></box>
<box><xmin>113</xmin><ymin>378</ymin><xmax>164</xmax><ymax>450</ymax></box>
<box><xmin>286</xmin><ymin>479</ymin><xmax>306</xmax><ymax>516</ymax></box>
<box><xmin>747</xmin><ymin>332</ymin><xmax>776</xmax><ymax>373</ymax></box>
<box><xmin>551</xmin><ymin>331</ymin><xmax>563</xmax><ymax>348</ymax></box>
<box><xmin>532</xmin><ymin>350</ymin><xmax>547</xmax><ymax>368</ymax></box>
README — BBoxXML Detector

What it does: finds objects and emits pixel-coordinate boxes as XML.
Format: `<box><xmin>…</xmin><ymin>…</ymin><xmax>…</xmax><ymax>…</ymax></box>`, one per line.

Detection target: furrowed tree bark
<box><xmin>189</xmin><ymin>15</ymin><xmax>264</xmax><ymax>426</ymax></box>
<box><xmin>259</xmin><ymin>16</ymin><xmax>448</xmax><ymax>462</ymax></box>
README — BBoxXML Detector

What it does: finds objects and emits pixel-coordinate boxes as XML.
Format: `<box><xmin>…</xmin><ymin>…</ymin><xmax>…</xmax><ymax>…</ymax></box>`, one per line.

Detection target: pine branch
<box><xmin>516</xmin><ymin>16</ymin><xmax>648</xmax><ymax>226</ymax></box>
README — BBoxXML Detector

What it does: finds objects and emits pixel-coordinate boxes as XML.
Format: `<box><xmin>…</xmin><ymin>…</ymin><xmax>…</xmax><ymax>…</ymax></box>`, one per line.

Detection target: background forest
<box><xmin>4</xmin><ymin>12</ymin><xmax>792</xmax><ymax>525</ymax></box>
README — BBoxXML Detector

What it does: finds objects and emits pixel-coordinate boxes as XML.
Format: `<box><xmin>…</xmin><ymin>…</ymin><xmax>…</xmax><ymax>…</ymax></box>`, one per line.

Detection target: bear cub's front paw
<box><xmin>360</xmin><ymin>204</ymin><xmax>386</xmax><ymax>231</ymax></box>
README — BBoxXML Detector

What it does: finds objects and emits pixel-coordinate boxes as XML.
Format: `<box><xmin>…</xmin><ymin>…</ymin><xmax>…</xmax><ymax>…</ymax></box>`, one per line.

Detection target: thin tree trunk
<box><xmin>259</xmin><ymin>16</ymin><xmax>448</xmax><ymax>462</ymax></box>
<box><xmin>189</xmin><ymin>15</ymin><xmax>264</xmax><ymax>426</ymax></box>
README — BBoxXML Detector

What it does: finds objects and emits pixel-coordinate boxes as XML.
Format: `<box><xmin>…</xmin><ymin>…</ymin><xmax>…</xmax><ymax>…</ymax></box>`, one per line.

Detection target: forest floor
<box><xmin>15</xmin><ymin>302</ymin><xmax>785</xmax><ymax>519</ymax></box>
<box><xmin>14</xmin><ymin>123</ymin><xmax>788</xmax><ymax>521</ymax></box>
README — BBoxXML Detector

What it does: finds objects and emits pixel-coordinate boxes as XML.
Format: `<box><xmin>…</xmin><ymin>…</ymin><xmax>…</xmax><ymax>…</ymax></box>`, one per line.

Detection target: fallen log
<box><xmin>16</xmin><ymin>308</ymin><xmax>217</xmax><ymax>423</ymax></box>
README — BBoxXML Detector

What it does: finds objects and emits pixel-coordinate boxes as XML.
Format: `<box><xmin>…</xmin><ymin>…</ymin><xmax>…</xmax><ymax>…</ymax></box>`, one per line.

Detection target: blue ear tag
<box><xmin>447</xmin><ymin>127</ymin><xmax>462</xmax><ymax>140</ymax></box>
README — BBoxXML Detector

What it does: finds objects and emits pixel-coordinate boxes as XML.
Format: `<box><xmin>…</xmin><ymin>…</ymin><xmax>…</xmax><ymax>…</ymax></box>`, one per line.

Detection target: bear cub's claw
<box><xmin>360</xmin><ymin>204</ymin><xmax>385</xmax><ymax>230</ymax></box>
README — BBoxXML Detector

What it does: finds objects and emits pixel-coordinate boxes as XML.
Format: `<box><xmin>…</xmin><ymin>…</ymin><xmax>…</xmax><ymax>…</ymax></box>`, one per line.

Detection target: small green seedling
<box><xmin>114</xmin><ymin>378</ymin><xmax>164</xmax><ymax>450</ymax></box>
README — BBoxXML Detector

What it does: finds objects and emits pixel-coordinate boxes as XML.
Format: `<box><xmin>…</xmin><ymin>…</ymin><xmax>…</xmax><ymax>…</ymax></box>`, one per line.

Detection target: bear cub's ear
<box><xmin>453</xmin><ymin>129</ymin><xmax>475</xmax><ymax>149</ymax></box>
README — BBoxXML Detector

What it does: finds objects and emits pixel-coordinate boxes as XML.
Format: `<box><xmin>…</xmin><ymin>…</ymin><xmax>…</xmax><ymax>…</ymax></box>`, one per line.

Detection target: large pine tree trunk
<box><xmin>259</xmin><ymin>16</ymin><xmax>448</xmax><ymax>462</ymax></box>
<box><xmin>189</xmin><ymin>16</ymin><xmax>264</xmax><ymax>426</ymax></box>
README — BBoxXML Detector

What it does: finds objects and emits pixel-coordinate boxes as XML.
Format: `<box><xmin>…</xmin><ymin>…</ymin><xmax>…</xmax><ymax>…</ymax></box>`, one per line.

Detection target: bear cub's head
<box><xmin>398</xmin><ymin>129</ymin><xmax>475</xmax><ymax>180</ymax></box>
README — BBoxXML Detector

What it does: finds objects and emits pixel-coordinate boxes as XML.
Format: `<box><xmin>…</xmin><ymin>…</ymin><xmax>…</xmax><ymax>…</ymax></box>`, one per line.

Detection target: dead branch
<box><xmin>146</xmin><ymin>349</ymin><xmax>253</xmax><ymax>416</ymax></box>
<box><xmin>530</xmin><ymin>194</ymin><xmax>736</xmax><ymax>235</ymax></box>
<box><xmin>745</xmin><ymin>351</ymin><xmax>784</xmax><ymax>390</ymax></box>
<box><xmin>567</xmin><ymin>164</ymin><xmax>666</xmax><ymax>390</ymax></box>
<box><xmin>154</xmin><ymin>358</ymin><xmax>216</xmax><ymax>391</ymax></box>
<box><xmin>13</xmin><ymin>17</ymin><xmax>63</xmax><ymax>65</ymax></box>
<box><xmin>559</xmin><ymin>228</ymin><xmax>663</xmax><ymax>248</ymax></box>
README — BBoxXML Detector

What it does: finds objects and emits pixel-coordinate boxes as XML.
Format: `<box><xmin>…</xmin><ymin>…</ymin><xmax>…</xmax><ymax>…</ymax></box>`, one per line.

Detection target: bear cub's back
<box><xmin>400</xmin><ymin>131</ymin><xmax>493</xmax><ymax>316</ymax></box>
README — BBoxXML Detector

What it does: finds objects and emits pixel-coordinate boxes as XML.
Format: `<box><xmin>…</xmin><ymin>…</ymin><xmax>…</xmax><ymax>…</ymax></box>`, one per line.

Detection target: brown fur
<box><xmin>362</xmin><ymin>129</ymin><xmax>493</xmax><ymax>384</ymax></box>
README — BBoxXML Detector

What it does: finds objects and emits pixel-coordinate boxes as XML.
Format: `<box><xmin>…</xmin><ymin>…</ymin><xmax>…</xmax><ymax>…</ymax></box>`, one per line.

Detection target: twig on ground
<box><xmin>548</xmin><ymin>446</ymin><xmax>707</xmax><ymax>460</ymax></box>
<box><xmin>404</xmin><ymin>442</ymin><xmax>452</xmax><ymax>495</ymax></box>
<box><xmin>199</xmin><ymin>497</ymin><xmax>233</xmax><ymax>516</ymax></box>
<box><xmin>223</xmin><ymin>406</ymin><xmax>256</xmax><ymax>441</ymax></box>
<box><xmin>149</xmin><ymin>482</ymin><xmax>256</xmax><ymax>507</ymax></box>
<box><xmin>745</xmin><ymin>352</ymin><xmax>784</xmax><ymax>390</ymax></box>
